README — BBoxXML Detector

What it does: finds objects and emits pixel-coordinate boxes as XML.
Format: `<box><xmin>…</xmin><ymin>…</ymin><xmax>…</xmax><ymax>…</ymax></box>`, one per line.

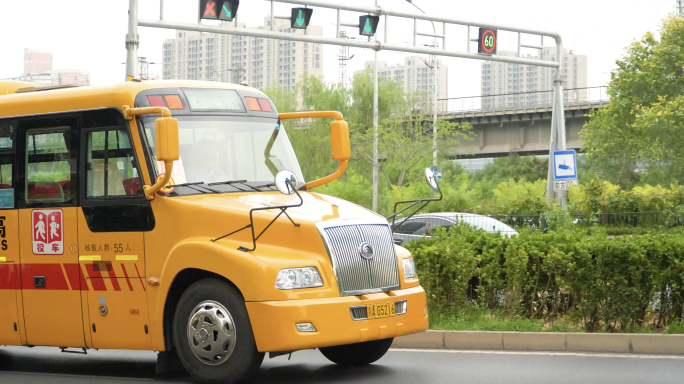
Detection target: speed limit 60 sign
<box><xmin>478</xmin><ymin>28</ymin><xmax>497</xmax><ymax>55</ymax></box>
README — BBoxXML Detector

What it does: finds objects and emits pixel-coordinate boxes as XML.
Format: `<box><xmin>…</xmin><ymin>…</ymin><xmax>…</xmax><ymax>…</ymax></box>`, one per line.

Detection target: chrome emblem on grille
<box><xmin>359</xmin><ymin>242</ymin><xmax>374</xmax><ymax>260</ymax></box>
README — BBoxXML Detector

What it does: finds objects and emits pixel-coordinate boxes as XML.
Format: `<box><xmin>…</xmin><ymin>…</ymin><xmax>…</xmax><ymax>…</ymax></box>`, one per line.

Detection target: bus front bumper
<box><xmin>246</xmin><ymin>286</ymin><xmax>428</xmax><ymax>353</ymax></box>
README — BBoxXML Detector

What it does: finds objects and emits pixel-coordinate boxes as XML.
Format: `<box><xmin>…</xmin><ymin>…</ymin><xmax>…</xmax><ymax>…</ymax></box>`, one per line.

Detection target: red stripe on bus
<box><xmin>63</xmin><ymin>263</ymin><xmax>81</xmax><ymax>290</ymax></box>
<box><xmin>120</xmin><ymin>264</ymin><xmax>134</xmax><ymax>291</ymax></box>
<box><xmin>0</xmin><ymin>263</ymin><xmax>18</xmax><ymax>290</ymax></box>
<box><xmin>107</xmin><ymin>268</ymin><xmax>121</xmax><ymax>291</ymax></box>
<box><xmin>84</xmin><ymin>264</ymin><xmax>107</xmax><ymax>291</ymax></box>
<box><xmin>134</xmin><ymin>264</ymin><xmax>146</xmax><ymax>291</ymax></box>
<box><xmin>21</xmin><ymin>264</ymin><xmax>69</xmax><ymax>290</ymax></box>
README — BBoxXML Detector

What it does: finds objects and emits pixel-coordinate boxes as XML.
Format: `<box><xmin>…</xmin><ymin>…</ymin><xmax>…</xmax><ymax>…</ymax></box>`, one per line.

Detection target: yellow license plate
<box><xmin>367</xmin><ymin>302</ymin><xmax>396</xmax><ymax>319</ymax></box>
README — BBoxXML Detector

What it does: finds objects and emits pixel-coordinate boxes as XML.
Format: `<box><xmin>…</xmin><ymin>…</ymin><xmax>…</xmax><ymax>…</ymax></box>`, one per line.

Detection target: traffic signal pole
<box><xmin>125</xmin><ymin>0</ymin><xmax>140</xmax><ymax>81</ymax></box>
<box><xmin>545</xmin><ymin>42</ymin><xmax>568</xmax><ymax>207</ymax></box>
<box><xmin>126</xmin><ymin>0</ymin><xmax>568</xmax><ymax>206</ymax></box>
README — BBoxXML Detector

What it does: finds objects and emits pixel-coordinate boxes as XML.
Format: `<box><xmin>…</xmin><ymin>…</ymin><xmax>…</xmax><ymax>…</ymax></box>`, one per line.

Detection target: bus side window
<box><xmin>86</xmin><ymin>128</ymin><xmax>142</xmax><ymax>197</ymax></box>
<box><xmin>26</xmin><ymin>129</ymin><xmax>73</xmax><ymax>204</ymax></box>
<box><xmin>0</xmin><ymin>120</ymin><xmax>13</xmax><ymax>151</ymax></box>
<box><xmin>0</xmin><ymin>120</ymin><xmax>15</xmax><ymax>208</ymax></box>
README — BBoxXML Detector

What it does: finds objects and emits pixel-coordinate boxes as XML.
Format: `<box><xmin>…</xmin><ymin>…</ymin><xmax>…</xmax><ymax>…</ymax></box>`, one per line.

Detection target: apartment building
<box><xmin>480</xmin><ymin>48</ymin><xmax>587</xmax><ymax>110</ymax></box>
<box><xmin>162</xmin><ymin>17</ymin><xmax>323</xmax><ymax>90</ymax></box>
<box><xmin>356</xmin><ymin>56</ymin><xmax>448</xmax><ymax>111</ymax></box>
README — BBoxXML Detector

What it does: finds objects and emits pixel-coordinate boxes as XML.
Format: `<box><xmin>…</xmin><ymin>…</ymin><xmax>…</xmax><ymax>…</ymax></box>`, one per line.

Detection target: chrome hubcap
<box><xmin>187</xmin><ymin>300</ymin><xmax>237</xmax><ymax>365</ymax></box>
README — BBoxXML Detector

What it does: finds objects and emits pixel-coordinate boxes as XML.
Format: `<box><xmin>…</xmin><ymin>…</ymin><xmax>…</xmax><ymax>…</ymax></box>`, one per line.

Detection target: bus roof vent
<box><xmin>15</xmin><ymin>84</ymin><xmax>87</xmax><ymax>94</ymax></box>
<box><xmin>0</xmin><ymin>80</ymin><xmax>39</xmax><ymax>96</ymax></box>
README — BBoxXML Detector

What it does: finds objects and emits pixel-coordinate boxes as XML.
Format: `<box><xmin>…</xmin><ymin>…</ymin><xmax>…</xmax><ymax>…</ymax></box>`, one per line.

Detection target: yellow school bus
<box><xmin>0</xmin><ymin>79</ymin><xmax>428</xmax><ymax>383</ymax></box>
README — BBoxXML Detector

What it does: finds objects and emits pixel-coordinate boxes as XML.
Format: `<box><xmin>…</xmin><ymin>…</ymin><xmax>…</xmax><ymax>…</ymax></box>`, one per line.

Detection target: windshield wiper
<box><xmin>167</xmin><ymin>181</ymin><xmax>222</xmax><ymax>194</ymax></box>
<box><xmin>208</xmin><ymin>180</ymin><xmax>261</xmax><ymax>192</ymax></box>
<box><xmin>253</xmin><ymin>183</ymin><xmax>277</xmax><ymax>191</ymax></box>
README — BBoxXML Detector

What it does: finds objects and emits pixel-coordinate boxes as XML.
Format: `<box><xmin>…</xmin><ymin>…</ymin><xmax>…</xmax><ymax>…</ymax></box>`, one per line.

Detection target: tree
<box><xmin>349</xmin><ymin>71</ymin><xmax>471</xmax><ymax>188</ymax></box>
<box><xmin>264</xmin><ymin>78</ymin><xmax>350</xmax><ymax>181</ymax></box>
<box><xmin>581</xmin><ymin>15</ymin><xmax>684</xmax><ymax>188</ymax></box>
<box><xmin>473</xmin><ymin>153</ymin><xmax>549</xmax><ymax>184</ymax></box>
<box><xmin>263</xmin><ymin>71</ymin><xmax>470</xmax><ymax>215</ymax></box>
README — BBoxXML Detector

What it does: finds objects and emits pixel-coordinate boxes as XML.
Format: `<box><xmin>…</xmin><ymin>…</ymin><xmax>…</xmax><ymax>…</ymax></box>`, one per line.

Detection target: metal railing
<box><xmin>438</xmin><ymin>86</ymin><xmax>608</xmax><ymax>115</ymax></box>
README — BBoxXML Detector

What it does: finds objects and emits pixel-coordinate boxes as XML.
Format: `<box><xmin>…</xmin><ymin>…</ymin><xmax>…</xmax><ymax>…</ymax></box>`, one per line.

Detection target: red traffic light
<box><xmin>200</xmin><ymin>0</ymin><xmax>239</xmax><ymax>22</ymax></box>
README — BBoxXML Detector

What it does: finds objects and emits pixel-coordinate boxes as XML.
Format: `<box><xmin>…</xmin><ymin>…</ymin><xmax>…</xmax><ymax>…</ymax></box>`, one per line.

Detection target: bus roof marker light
<box><xmin>147</xmin><ymin>95</ymin><xmax>166</xmax><ymax>108</ymax></box>
<box><xmin>258</xmin><ymin>99</ymin><xmax>272</xmax><ymax>112</ymax></box>
<box><xmin>164</xmin><ymin>95</ymin><xmax>184</xmax><ymax>110</ymax></box>
<box><xmin>245</xmin><ymin>97</ymin><xmax>261</xmax><ymax>111</ymax></box>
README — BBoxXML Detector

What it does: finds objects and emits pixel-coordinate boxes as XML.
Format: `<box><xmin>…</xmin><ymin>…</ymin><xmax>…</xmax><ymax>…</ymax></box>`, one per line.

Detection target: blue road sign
<box><xmin>430</xmin><ymin>166</ymin><xmax>442</xmax><ymax>180</ymax></box>
<box><xmin>553</xmin><ymin>150</ymin><xmax>578</xmax><ymax>180</ymax></box>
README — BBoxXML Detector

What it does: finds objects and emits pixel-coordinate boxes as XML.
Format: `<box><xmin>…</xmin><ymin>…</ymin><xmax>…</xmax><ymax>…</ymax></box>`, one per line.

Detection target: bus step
<box><xmin>60</xmin><ymin>347</ymin><xmax>88</xmax><ymax>355</ymax></box>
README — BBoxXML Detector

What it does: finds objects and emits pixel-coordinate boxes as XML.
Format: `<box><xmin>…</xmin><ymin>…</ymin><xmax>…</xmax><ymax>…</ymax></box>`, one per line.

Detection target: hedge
<box><xmin>405</xmin><ymin>224</ymin><xmax>684</xmax><ymax>332</ymax></box>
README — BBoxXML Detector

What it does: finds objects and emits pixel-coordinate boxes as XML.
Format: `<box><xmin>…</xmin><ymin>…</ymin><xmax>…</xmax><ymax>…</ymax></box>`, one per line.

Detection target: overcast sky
<box><xmin>0</xmin><ymin>0</ymin><xmax>678</xmax><ymax>98</ymax></box>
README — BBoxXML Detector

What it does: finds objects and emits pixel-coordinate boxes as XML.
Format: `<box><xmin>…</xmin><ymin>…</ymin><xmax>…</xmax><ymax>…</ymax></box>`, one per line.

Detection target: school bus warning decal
<box><xmin>32</xmin><ymin>209</ymin><xmax>63</xmax><ymax>255</ymax></box>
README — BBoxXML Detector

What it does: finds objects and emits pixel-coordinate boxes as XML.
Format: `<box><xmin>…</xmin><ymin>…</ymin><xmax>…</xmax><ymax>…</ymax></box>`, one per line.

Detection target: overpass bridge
<box><xmin>437</xmin><ymin>87</ymin><xmax>608</xmax><ymax>158</ymax></box>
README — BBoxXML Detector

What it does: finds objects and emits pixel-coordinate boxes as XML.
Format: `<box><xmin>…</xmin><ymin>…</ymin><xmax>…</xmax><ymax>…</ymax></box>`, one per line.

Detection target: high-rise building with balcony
<box><xmin>162</xmin><ymin>17</ymin><xmax>323</xmax><ymax>90</ymax></box>
<box><xmin>480</xmin><ymin>48</ymin><xmax>587</xmax><ymax>110</ymax></box>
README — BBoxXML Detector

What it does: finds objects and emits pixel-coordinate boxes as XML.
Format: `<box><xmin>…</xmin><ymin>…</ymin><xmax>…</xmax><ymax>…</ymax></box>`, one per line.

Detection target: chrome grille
<box><xmin>349</xmin><ymin>300</ymin><xmax>408</xmax><ymax>321</ymax></box>
<box><xmin>322</xmin><ymin>224</ymin><xmax>400</xmax><ymax>296</ymax></box>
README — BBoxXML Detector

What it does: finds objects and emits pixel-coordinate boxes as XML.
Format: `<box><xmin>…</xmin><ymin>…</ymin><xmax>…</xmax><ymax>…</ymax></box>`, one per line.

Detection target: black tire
<box><xmin>319</xmin><ymin>338</ymin><xmax>394</xmax><ymax>366</ymax></box>
<box><xmin>172</xmin><ymin>278</ymin><xmax>264</xmax><ymax>384</ymax></box>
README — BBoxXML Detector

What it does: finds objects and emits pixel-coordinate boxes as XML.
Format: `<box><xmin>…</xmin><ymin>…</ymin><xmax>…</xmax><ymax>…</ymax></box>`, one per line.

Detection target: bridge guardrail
<box><xmin>439</xmin><ymin>86</ymin><xmax>608</xmax><ymax>116</ymax></box>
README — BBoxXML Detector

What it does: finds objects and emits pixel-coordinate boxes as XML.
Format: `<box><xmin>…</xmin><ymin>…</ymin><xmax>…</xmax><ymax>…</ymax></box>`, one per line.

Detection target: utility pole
<box><xmin>338</xmin><ymin>31</ymin><xmax>351</xmax><ymax>84</ymax></box>
<box><xmin>678</xmin><ymin>0</ymin><xmax>684</xmax><ymax>17</ymax></box>
<box><xmin>430</xmin><ymin>50</ymin><xmax>438</xmax><ymax>165</ymax></box>
<box><xmin>231</xmin><ymin>64</ymin><xmax>245</xmax><ymax>84</ymax></box>
<box><xmin>138</xmin><ymin>57</ymin><xmax>149</xmax><ymax>80</ymax></box>
<box><xmin>406</xmin><ymin>0</ymin><xmax>439</xmax><ymax>165</ymax></box>
<box><xmin>372</xmin><ymin>0</ymin><xmax>380</xmax><ymax>212</ymax></box>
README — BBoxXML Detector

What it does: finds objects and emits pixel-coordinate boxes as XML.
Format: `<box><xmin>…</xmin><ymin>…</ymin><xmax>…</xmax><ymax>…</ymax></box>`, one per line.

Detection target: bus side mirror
<box><xmin>330</xmin><ymin>120</ymin><xmax>350</xmax><ymax>161</ymax></box>
<box><xmin>154</xmin><ymin>117</ymin><xmax>180</xmax><ymax>162</ymax></box>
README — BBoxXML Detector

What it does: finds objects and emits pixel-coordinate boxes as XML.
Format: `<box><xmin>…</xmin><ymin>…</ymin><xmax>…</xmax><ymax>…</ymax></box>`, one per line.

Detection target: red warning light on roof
<box><xmin>258</xmin><ymin>99</ymin><xmax>272</xmax><ymax>112</ymax></box>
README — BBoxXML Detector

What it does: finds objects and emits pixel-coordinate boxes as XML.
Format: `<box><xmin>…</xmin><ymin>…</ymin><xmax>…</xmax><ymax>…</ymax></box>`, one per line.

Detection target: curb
<box><xmin>391</xmin><ymin>330</ymin><xmax>684</xmax><ymax>355</ymax></box>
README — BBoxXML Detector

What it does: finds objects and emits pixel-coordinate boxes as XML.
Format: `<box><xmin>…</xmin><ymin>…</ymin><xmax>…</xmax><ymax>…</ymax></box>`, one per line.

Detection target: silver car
<box><xmin>391</xmin><ymin>212</ymin><xmax>518</xmax><ymax>245</ymax></box>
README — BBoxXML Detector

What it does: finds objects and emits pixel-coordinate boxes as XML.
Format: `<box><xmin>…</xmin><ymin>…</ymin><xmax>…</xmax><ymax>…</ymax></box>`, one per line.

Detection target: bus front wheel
<box><xmin>319</xmin><ymin>338</ymin><xmax>394</xmax><ymax>366</ymax></box>
<box><xmin>172</xmin><ymin>278</ymin><xmax>264</xmax><ymax>384</ymax></box>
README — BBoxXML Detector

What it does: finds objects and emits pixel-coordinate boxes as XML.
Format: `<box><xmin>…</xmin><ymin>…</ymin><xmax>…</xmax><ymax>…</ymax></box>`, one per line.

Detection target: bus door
<box><xmin>78</xmin><ymin>122</ymin><xmax>152</xmax><ymax>350</ymax></box>
<box><xmin>17</xmin><ymin>116</ymin><xmax>85</xmax><ymax>348</ymax></box>
<box><xmin>0</xmin><ymin>119</ymin><xmax>22</xmax><ymax>346</ymax></box>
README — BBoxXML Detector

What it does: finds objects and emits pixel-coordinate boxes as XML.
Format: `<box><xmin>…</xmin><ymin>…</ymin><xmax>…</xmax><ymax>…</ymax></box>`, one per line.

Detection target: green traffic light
<box><xmin>223</xmin><ymin>4</ymin><xmax>231</xmax><ymax>18</ymax></box>
<box><xmin>296</xmin><ymin>10</ymin><xmax>305</xmax><ymax>27</ymax></box>
<box><xmin>290</xmin><ymin>7</ymin><xmax>312</xmax><ymax>29</ymax></box>
<box><xmin>363</xmin><ymin>18</ymin><xmax>372</xmax><ymax>34</ymax></box>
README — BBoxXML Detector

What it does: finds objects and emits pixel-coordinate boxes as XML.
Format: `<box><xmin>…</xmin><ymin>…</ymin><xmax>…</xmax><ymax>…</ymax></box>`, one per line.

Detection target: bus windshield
<box><xmin>141</xmin><ymin>115</ymin><xmax>304</xmax><ymax>195</ymax></box>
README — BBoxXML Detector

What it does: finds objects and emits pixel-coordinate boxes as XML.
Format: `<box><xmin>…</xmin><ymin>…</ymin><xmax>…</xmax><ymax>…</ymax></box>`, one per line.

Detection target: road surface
<box><xmin>1</xmin><ymin>345</ymin><xmax>683</xmax><ymax>383</ymax></box>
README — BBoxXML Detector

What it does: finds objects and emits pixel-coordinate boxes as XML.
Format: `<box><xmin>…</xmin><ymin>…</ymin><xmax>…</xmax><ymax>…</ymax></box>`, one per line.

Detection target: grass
<box><xmin>428</xmin><ymin>305</ymin><xmax>684</xmax><ymax>334</ymax></box>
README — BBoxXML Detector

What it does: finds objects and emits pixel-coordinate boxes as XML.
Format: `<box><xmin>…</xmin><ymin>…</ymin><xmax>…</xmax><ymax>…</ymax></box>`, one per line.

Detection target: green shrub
<box><xmin>405</xmin><ymin>224</ymin><xmax>684</xmax><ymax>332</ymax></box>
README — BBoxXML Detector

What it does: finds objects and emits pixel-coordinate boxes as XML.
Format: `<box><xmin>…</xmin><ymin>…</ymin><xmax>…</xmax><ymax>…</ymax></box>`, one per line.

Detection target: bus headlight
<box><xmin>275</xmin><ymin>267</ymin><xmax>324</xmax><ymax>290</ymax></box>
<box><xmin>402</xmin><ymin>258</ymin><xmax>417</xmax><ymax>279</ymax></box>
